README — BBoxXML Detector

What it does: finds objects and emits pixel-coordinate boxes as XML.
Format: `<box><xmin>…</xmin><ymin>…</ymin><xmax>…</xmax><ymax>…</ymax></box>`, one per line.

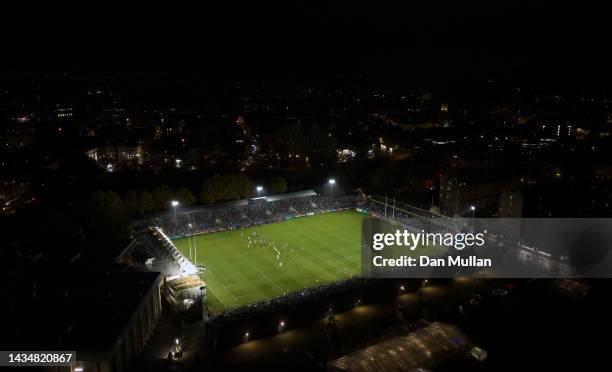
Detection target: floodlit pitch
<box><xmin>172</xmin><ymin>210</ymin><xmax>363</xmax><ymax>312</ymax></box>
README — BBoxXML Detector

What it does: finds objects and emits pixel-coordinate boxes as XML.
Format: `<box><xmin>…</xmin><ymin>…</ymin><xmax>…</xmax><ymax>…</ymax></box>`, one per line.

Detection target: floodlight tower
<box><xmin>256</xmin><ymin>185</ymin><xmax>263</xmax><ymax>197</ymax></box>
<box><xmin>171</xmin><ymin>200</ymin><xmax>179</xmax><ymax>229</ymax></box>
<box><xmin>328</xmin><ymin>179</ymin><xmax>336</xmax><ymax>200</ymax></box>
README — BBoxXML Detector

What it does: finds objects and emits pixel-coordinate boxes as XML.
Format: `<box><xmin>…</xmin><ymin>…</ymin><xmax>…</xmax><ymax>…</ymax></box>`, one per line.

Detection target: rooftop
<box><xmin>328</xmin><ymin>323</ymin><xmax>474</xmax><ymax>372</ymax></box>
<box><xmin>166</xmin><ymin>274</ymin><xmax>205</xmax><ymax>292</ymax></box>
<box><xmin>0</xmin><ymin>268</ymin><xmax>161</xmax><ymax>354</ymax></box>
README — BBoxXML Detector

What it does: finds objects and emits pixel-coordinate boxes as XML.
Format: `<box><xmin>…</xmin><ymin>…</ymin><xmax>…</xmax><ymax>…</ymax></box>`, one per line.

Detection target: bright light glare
<box><xmin>171</xmin><ymin>200</ymin><xmax>179</xmax><ymax>207</ymax></box>
<box><xmin>328</xmin><ymin>179</ymin><xmax>336</xmax><ymax>184</ymax></box>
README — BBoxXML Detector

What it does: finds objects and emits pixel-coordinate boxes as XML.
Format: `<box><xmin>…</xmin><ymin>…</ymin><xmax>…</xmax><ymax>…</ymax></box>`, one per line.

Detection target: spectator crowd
<box><xmin>153</xmin><ymin>195</ymin><xmax>357</xmax><ymax>237</ymax></box>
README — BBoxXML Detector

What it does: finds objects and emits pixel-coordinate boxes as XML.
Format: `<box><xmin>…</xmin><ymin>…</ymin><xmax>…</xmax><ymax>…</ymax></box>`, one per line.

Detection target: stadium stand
<box><xmin>129</xmin><ymin>225</ymin><xmax>198</xmax><ymax>273</ymax></box>
<box><xmin>152</xmin><ymin>194</ymin><xmax>357</xmax><ymax>238</ymax></box>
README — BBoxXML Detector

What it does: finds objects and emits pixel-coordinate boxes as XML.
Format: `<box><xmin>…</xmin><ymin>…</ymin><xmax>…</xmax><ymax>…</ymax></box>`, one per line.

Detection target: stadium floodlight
<box><xmin>470</xmin><ymin>205</ymin><xmax>476</xmax><ymax>218</ymax></box>
<box><xmin>171</xmin><ymin>200</ymin><xmax>179</xmax><ymax>229</ymax></box>
<box><xmin>175</xmin><ymin>338</ymin><xmax>179</xmax><ymax>345</ymax></box>
<box><xmin>256</xmin><ymin>185</ymin><xmax>263</xmax><ymax>197</ymax></box>
<box><xmin>328</xmin><ymin>179</ymin><xmax>336</xmax><ymax>200</ymax></box>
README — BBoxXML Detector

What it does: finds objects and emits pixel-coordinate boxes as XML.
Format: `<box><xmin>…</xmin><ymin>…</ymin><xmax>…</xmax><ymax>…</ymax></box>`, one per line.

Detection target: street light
<box><xmin>171</xmin><ymin>200</ymin><xmax>179</xmax><ymax>229</ymax></box>
<box><xmin>256</xmin><ymin>185</ymin><xmax>263</xmax><ymax>197</ymax></box>
<box><xmin>328</xmin><ymin>179</ymin><xmax>336</xmax><ymax>200</ymax></box>
<box><xmin>470</xmin><ymin>205</ymin><xmax>476</xmax><ymax>219</ymax></box>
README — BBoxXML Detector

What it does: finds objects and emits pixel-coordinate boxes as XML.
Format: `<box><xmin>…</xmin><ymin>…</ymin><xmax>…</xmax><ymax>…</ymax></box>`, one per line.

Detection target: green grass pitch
<box><xmin>172</xmin><ymin>210</ymin><xmax>364</xmax><ymax>312</ymax></box>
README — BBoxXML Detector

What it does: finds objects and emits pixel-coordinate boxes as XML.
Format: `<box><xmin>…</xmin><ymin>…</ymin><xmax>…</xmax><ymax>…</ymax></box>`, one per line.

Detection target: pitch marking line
<box><xmin>238</xmin><ymin>255</ymin><xmax>286</xmax><ymax>293</ymax></box>
<box><xmin>205</xmin><ymin>285</ymin><xmax>228</xmax><ymax>308</ymax></box>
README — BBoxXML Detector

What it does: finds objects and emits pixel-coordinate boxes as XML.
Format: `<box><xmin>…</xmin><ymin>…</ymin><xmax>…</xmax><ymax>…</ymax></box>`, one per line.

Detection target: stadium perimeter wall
<box><xmin>203</xmin><ymin>277</ymin><xmax>425</xmax><ymax>349</ymax></box>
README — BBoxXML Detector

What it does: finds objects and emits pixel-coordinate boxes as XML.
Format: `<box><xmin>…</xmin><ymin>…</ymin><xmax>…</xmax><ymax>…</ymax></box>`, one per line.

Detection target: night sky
<box><xmin>2</xmin><ymin>1</ymin><xmax>611</xmax><ymax>87</ymax></box>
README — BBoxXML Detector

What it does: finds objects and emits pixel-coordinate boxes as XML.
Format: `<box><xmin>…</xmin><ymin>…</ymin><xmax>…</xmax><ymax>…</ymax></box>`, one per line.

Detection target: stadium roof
<box><xmin>166</xmin><ymin>275</ymin><xmax>205</xmax><ymax>292</ymax></box>
<box><xmin>263</xmin><ymin>189</ymin><xmax>317</xmax><ymax>202</ymax></box>
<box><xmin>327</xmin><ymin>323</ymin><xmax>474</xmax><ymax>372</ymax></box>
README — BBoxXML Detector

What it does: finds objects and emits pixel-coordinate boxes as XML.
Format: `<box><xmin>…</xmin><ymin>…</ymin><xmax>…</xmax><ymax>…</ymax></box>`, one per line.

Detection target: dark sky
<box><xmin>2</xmin><ymin>1</ymin><xmax>611</xmax><ymax>86</ymax></box>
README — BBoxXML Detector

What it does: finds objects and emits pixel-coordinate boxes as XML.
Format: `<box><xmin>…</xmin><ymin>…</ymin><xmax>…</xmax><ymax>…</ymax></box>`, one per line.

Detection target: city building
<box><xmin>327</xmin><ymin>322</ymin><xmax>480</xmax><ymax>371</ymax></box>
<box><xmin>266</xmin><ymin>119</ymin><xmax>337</xmax><ymax>167</ymax></box>
<box><xmin>55</xmin><ymin>104</ymin><xmax>74</xmax><ymax>121</ymax></box>
<box><xmin>86</xmin><ymin>144</ymin><xmax>145</xmax><ymax>164</ymax></box>
<box><xmin>498</xmin><ymin>187</ymin><xmax>523</xmax><ymax>218</ymax></box>
<box><xmin>2</xmin><ymin>270</ymin><xmax>162</xmax><ymax>372</ymax></box>
<box><xmin>439</xmin><ymin>173</ymin><xmax>519</xmax><ymax>217</ymax></box>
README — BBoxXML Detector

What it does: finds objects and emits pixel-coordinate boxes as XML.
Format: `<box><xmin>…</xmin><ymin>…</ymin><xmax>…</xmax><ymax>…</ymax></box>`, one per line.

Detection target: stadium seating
<box><xmin>153</xmin><ymin>195</ymin><xmax>356</xmax><ymax>238</ymax></box>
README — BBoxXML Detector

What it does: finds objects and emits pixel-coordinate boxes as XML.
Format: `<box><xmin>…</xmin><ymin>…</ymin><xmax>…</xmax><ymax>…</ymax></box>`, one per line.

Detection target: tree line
<box><xmin>90</xmin><ymin>174</ymin><xmax>289</xmax><ymax>217</ymax></box>
<box><xmin>83</xmin><ymin>174</ymin><xmax>288</xmax><ymax>238</ymax></box>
